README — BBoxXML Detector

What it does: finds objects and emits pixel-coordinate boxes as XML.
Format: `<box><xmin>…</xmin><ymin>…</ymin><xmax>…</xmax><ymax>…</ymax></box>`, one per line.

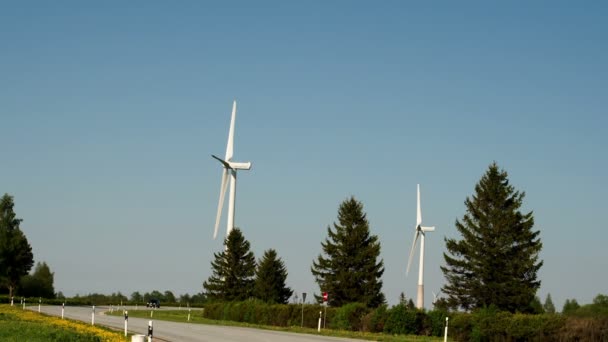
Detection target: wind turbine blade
<box><xmin>211</xmin><ymin>155</ymin><xmax>232</xmax><ymax>169</ymax></box>
<box><xmin>406</xmin><ymin>230</ymin><xmax>420</xmax><ymax>276</ymax></box>
<box><xmin>417</xmin><ymin>184</ymin><xmax>422</xmax><ymax>226</ymax></box>
<box><xmin>213</xmin><ymin>169</ymin><xmax>230</xmax><ymax>239</ymax></box>
<box><xmin>225</xmin><ymin>101</ymin><xmax>236</xmax><ymax>161</ymax></box>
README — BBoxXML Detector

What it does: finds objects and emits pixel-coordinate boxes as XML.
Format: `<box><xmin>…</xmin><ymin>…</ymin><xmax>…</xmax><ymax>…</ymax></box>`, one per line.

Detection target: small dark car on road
<box><xmin>146</xmin><ymin>299</ymin><xmax>160</xmax><ymax>308</ymax></box>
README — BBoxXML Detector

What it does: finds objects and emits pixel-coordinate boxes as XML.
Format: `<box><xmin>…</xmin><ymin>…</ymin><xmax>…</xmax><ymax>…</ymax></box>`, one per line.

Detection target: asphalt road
<box><xmin>29</xmin><ymin>305</ymin><xmax>366</xmax><ymax>342</ymax></box>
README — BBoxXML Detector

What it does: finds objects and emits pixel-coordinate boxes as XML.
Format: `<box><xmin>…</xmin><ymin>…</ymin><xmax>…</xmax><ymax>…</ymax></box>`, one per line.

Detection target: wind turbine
<box><xmin>432</xmin><ymin>290</ymin><xmax>441</xmax><ymax>305</ymax></box>
<box><xmin>406</xmin><ymin>184</ymin><xmax>435</xmax><ymax>309</ymax></box>
<box><xmin>212</xmin><ymin>101</ymin><xmax>252</xmax><ymax>240</ymax></box>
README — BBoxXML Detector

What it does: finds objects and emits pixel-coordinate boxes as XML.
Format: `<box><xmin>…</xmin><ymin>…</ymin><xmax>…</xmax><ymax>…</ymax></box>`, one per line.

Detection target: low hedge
<box><xmin>199</xmin><ymin>301</ymin><xmax>608</xmax><ymax>341</ymax></box>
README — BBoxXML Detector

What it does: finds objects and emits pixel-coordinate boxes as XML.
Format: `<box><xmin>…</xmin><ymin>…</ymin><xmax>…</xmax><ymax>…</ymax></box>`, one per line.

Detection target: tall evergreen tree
<box><xmin>203</xmin><ymin>228</ymin><xmax>256</xmax><ymax>301</ymax></box>
<box><xmin>544</xmin><ymin>293</ymin><xmax>556</xmax><ymax>314</ymax></box>
<box><xmin>0</xmin><ymin>194</ymin><xmax>34</xmax><ymax>299</ymax></box>
<box><xmin>311</xmin><ymin>196</ymin><xmax>385</xmax><ymax>308</ymax></box>
<box><xmin>441</xmin><ymin>163</ymin><xmax>543</xmax><ymax>313</ymax></box>
<box><xmin>253</xmin><ymin>249</ymin><xmax>293</xmax><ymax>304</ymax></box>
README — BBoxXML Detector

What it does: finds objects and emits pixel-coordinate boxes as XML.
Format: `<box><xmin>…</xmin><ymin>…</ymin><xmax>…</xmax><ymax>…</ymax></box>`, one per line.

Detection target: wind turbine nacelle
<box><xmin>228</xmin><ymin>161</ymin><xmax>252</xmax><ymax>170</ymax></box>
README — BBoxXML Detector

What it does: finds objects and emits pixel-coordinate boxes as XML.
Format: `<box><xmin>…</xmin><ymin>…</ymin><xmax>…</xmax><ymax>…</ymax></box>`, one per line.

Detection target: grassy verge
<box><xmin>0</xmin><ymin>304</ymin><xmax>127</xmax><ymax>342</ymax></box>
<box><xmin>110</xmin><ymin>309</ymin><xmax>442</xmax><ymax>342</ymax></box>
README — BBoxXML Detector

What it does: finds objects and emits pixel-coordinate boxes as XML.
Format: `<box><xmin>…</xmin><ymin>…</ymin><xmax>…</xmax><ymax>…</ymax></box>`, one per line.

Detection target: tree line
<box><xmin>2</xmin><ymin>162</ymin><xmax>581</xmax><ymax>317</ymax></box>
<box><xmin>204</xmin><ymin>162</ymin><xmax>545</xmax><ymax>314</ymax></box>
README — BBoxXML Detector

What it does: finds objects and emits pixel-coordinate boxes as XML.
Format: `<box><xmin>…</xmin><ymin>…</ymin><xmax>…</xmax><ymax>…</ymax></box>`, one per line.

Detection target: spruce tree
<box><xmin>544</xmin><ymin>293</ymin><xmax>556</xmax><ymax>314</ymax></box>
<box><xmin>441</xmin><ymin>163</ymin><xmax>543</xmax><ymax>313</ymax></box>
<box><xmin>0</xmin><ymin>194</ymin><xmax>34</xmax><ymax>299</ymax></box>
<box><xmin>253</xmin><ymin>249</ymin><xmax>293</xmax><ymax>304</ymax></box>
<box><xmin>311</xmin><ymin>196</ymin><xmax>385</xmax><ymax>307</ymax></box>
<box><xmin>203</xmin><ymin>228</ymin><xmax>256</xmax><ymax>301</ymax></box>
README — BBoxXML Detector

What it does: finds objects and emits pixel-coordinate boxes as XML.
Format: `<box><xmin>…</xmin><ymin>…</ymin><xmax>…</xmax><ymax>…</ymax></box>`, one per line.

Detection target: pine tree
<box><xmin>441</xmin><ymin>163</ymin><xmax>543</xmax><ymax>313</ymax></box>
<box><xmin>0</xmin><ymin>194</ymin><xmax>34</xmax><ymax>299</ymax></box>
<box><xmin>311</xmin><ymin>196</ymin><xmax>385</xmax><ymax>307</ymax></box>
<box><xmin>203</xmin><ymin>228</ymin><xmax>256</xmax><ymax>301</ymax></box>
<box><xmin>253</xmin><ymin>249</ymin><xmax>293</xmax><ymax>304</ymax></box>
<box><xmin>544</xmin><ymin>293</ymin><xmax>556</xmax><ymax>314</ymax></box>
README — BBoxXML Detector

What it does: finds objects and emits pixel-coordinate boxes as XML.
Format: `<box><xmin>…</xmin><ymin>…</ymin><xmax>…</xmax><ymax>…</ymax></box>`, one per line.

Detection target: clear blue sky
<box><xmin>1</xmin><ymin>2</ymin><xmax>606</xmax><ymax>309</ymax></box>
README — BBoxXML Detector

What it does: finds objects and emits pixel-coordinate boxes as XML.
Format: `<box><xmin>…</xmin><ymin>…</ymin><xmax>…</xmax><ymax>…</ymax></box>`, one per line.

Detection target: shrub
<box><xmin>331</xmin><ymin>302</ymin><xmax>369</xmax><ymax>331</ymax></box>
<box><xmin>384</xmin><ymin>304</ymin><xmax>421</xmax><ymax>335</ymax></box>
<box><xmin>427</xmin><ymin>310</ymin><xmax>448</xmax><ymax>337</ymax></box>
<box><xmin>361</xmin><ymin>304</ymin><xmax>388</xmax><ymax>333</ymax></box>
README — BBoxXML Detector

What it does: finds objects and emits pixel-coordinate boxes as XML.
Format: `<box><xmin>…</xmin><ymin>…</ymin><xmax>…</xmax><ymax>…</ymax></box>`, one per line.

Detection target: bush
<box><xmin>384</xmin><ymin>304</ymin><xmax>422</xmax><ymax>335</ymax></box>
<box><xmin>331</xmin><ymin>302</ymin><xmax>369</xmax><ymax>331</ymax></box>
<box><xmin>427</xmin><ymin>310</ymin><xmax>447</xmax><ymax>337</ymax></box>
<box><xmin>361</xmin><ymin>304</ymin><xmax>388</xmax><ymax>333</ymax></box>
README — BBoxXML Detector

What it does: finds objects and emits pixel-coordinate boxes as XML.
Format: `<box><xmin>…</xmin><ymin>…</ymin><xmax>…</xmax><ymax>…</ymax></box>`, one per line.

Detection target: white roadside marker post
<box><xmin>61</xmin><ymin>303</ymin><xmax>65</xmax><ymax>319</ymax></box>
<box><xmin>22</xmin><ymin>298</ymin><xmax>25</xmax><ymax>310</ymax></box>
<box><xmin>38</xmin><ymin>298</ymin><xmax>41</xmax><ymax>313</ymax></box>
<box><xmin>444</xmin><ymin>316</ymin><xmax>449</xmax><ymax>342</ymax></box>
<box><xmin>91</xmin><ymin>305</ymin><xmax>95</xmax><ymax>325</ymax></box>
<box><xmin>10</xmin><ymin>296</ymin><xmax>13</xmax><ymax>306</ymax></box>
<box><xmin>318</xmin><ymin>311</ymin><xmax>322</xmax><ymax>332</ymax></box>
<box><xmin>147</xmin><ymin>320</ymin><xmax>153</xmax><ymax>342</ymax></box>
<box><xmin>124</xmin><ymin>311</ymin><xmax>128</xmax><ymax>337</ymax></box>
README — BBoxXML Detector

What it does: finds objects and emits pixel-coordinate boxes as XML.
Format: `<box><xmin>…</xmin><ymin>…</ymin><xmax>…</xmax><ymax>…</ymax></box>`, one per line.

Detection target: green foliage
<box><xmin>331</xmin><ymin>302</ymin><xmax>369</xmax><ymax>331</ymax></box>
<box><xmin>163</xmin><ymin>290</ymin><xmax>176</xmax><ymax>303</ymax></box>
<box><xmin>0</xmin><ymin>194</ymin><xmax>34</xmax><ymax>298</ymax></box>
<box><xmin>449</xmin><ymin>309</ymin><xmax>566</xmax><ymax>341</ymax></box>
<box><xmin>543</xmin><ymin>293</ymin><xmax>556</xmax><ymax>314</ymax></box>
<box><xmin>530</xmin><ymin>295</ymin><xmax>544</xmax><ymax>314</ymax></box>
<box><xmin>311</xmin><ymin>196</ymin><xmax>385</xmax><ymax>308</ymax></box>
<box><xmin>563</xmin><ymin>294</ymin><xmax>608</xmax><ymax>317</ymax></box>
<box><xmin>202</xmin><ymin>300</ymin><xmax>338</xmax><ymax>328</ymax></box>
<box><xmin>203</xmin><ymin>228</ymin><xmax>256</xmax><ymax>301</ymax></box>
<box><xmin>562</xmin><ymin>298</ymin><xmax>580</xmax><ymax>314</ymax></box>
<box><xmin>130</xmin><ymin>291</ymin><xmax>143</xmax><ymax>302</ymax></box>
<box><xmin>441</xmin><ymin>163</ymin><xmax>543</xmax><ymax>313</ymax></box>
<box><xmin>383</xmin><ymin>304</ymin><xmax>421</xmax><ymax>335</ymax></box>
<box><xmin>183</xmin><ymin>299</ymin><xmax>608</xmax><ymax>340</ymax></box>
<box><xmin>253</xmin><ymin>249</ymin><xmax>293</xmax><ymax>304</ymax></box>
<box><xmin>19</xmin><ymin>261</ymin><xmax>55</xmax><ymax>298</ymax></box>
<box><xmin>361</xmin><ymin>304</ymin><xmax>388</xmax><ymax>333</ymax></box>
<box><xmin>426</xmin><ymin>310</ymin><xmax>447</xmax><ymax>337</ymax></box>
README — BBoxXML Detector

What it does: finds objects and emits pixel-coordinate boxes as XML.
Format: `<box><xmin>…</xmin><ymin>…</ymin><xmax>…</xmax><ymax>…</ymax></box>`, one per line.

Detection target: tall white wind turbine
<box><xmin>406</xmin><ymin>184</ymin><xmax>435</xmax><ymax>309</ymax></box>
<box><xmin>212</xmin><ymin>101</ymin><xmax>252</xmax><ymax>240</ymax></box>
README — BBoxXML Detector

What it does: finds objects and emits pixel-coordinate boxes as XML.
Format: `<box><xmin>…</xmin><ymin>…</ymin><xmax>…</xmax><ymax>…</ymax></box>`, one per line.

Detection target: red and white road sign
<box><xmin>322</xmin><ymin>292</ymin><xmax>328</xmax><ymax>302</ymax></box>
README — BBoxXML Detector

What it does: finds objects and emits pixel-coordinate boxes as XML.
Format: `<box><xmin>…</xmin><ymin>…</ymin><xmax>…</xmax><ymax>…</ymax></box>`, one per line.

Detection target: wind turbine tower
<box><xmin>406</xmin><ymin>184</ymin><xmax>435</xmax><ymax>309</ymax></box>
<box><xmin>212</xmin><ymin>101</ymin><xmax>252</xmax><ymax>240</ymax></box>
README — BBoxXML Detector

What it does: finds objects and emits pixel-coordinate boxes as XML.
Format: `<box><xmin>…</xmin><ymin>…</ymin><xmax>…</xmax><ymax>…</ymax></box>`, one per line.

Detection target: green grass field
<box><xmin>111</xmin><ymin>309</ymin><xmax>443</xmax><ymax>342</ymax></box>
